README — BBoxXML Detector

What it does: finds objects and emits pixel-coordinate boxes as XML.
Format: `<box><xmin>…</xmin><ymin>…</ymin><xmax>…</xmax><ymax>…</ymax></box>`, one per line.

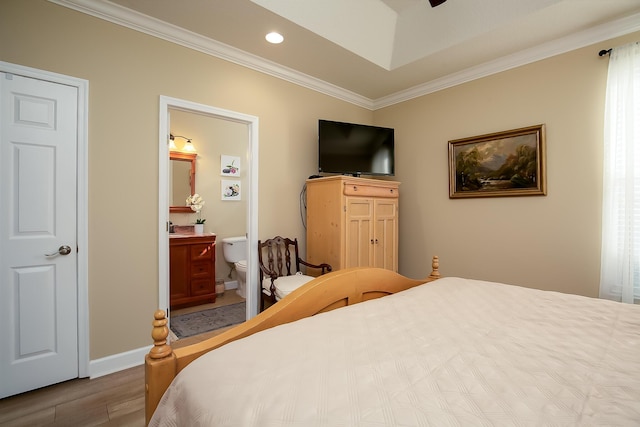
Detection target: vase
<box><xmin>194</xmin><ymin>223</ymin><xmax>204</xmax><ymax>234</ymax></box>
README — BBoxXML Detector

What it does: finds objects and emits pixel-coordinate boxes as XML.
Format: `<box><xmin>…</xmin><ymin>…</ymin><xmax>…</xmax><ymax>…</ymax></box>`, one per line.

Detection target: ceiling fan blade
<box><xmin>429</xmin><ymin>0</ymin><xmax>447</xmax><ymax>7</ymax></box>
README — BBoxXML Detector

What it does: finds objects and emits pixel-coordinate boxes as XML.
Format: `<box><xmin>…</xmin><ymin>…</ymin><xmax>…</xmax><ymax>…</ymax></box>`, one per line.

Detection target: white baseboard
<box><xmin>89</xmin><ymin>344</ymin><xmax>152</xmax><ymax>378</ymax></box>
<box><xmin>225</xmin><ymin>280</ymin><xmax>238</xmax><ymax>290</ymax></box>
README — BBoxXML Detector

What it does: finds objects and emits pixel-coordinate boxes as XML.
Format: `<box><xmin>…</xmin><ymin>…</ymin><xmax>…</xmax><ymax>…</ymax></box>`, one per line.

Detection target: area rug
<box><xmin>170</xmin><ymin>302</ymin><xmax>245</xmax><ymax>339</ymax></box>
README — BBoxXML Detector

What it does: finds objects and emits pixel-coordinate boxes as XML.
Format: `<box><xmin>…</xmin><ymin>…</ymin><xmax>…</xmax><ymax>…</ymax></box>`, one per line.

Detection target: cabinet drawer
<box><xmin>191</xmin><ymin>279</ymin><xmax>215</xmax><ymax>296</ymax></box>
<box><xmin>343</xmin><ymin>183</ymin><xmax>398</xmax><ymax>198</ymax></box>
<box><xmin>191</xmin><ymin>261</ymin><xmax>212</xmax><ymax>279</ymax></box>
<box><xmin>191</xmin><ymin>243</ymin><xmax>214</xmax><ymax>261</ymax></box>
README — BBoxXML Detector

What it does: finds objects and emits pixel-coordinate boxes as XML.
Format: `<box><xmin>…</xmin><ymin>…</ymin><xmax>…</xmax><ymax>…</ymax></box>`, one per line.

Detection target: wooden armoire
<box><xmin>306</xmin><ymin>175</ymin><xmax>399</xmax><ymax>272</ymax></box>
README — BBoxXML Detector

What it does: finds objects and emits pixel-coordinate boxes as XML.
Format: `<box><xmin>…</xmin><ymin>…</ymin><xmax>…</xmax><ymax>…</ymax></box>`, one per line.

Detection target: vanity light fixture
<box><xmin>182</xmin><ymin>139</ymin><xmax>196</xmax><ymax>153</ymax></box>
<box><xmin>265</xmin><ymin>31</ymin><xmax>284</xmax><ymax>44</ymax></box>
<box><xmin>170</xmin><ymin>133</ymin><xmax>196</xmax><ymax>153</ymax></box>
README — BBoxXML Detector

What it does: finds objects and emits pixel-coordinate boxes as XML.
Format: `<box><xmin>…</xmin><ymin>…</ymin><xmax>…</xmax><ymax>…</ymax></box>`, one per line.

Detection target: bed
<box><xmin>145</xmin><ymin>256</ymin><xmax>640</xmax><ymax>425</ymax></box>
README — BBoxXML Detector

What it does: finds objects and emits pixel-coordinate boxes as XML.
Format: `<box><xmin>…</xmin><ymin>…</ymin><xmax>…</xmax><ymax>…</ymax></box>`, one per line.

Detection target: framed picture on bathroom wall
<box><xmin>221</xmin><ymin>155</ymin><xmax>240</xmax><ymax>177</ymax></box>
<box><xmin>221</xmin><ymin>180</ymin><xmax>241</xmax><ymax>201</ymax></box>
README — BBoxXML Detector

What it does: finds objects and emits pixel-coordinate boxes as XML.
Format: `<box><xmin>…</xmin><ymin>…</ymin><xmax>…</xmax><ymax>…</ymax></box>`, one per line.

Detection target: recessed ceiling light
<box><xmin>265</xmin><ymin>32</ymin><xmax>284</xmax><ymax>44</ymax></box>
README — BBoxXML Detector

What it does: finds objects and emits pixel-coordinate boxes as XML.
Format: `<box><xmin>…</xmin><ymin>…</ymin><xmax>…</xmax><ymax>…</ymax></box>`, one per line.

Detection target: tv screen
<box><xmin>318</xmin><ymin>120</ymin><xmax>394</xmax><ymax>176</ymax></box>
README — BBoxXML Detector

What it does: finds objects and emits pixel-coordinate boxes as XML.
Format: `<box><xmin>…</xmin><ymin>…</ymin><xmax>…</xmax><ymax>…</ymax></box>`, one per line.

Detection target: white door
<box><xmin>0</xmin><ymin>73</ymin><xmax>78</xmax><ymax>398</ymax></box>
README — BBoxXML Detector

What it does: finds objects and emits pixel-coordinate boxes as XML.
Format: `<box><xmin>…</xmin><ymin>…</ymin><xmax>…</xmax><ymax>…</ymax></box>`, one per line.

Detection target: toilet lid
<box><xmin>236</xmin><ymin>260</ymin><xmax>247</xmax><ymax>269</ymax></box>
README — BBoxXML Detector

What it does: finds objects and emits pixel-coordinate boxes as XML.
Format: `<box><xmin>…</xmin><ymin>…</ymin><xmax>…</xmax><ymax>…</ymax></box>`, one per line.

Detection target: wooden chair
<box><xmin>258</xmin><ymin>236</ymin><xmax>332</xmax><ymax>311</ymax></box>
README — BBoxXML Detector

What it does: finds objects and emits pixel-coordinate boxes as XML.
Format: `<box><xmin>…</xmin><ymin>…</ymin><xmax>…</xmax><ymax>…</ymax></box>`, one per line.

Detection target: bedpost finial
<box><xmin>149</xmin><ymin>309</ymin><xmax>173</xmax><ymax>359</ymax></box>
<box><xmin>430</xmin><ymin>256</ymin><xmax>440</xmax><ymax>279</ymax></box>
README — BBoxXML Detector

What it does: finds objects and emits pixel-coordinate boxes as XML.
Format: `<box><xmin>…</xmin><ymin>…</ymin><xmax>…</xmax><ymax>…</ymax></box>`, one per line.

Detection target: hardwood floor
<box><xmin>0</xmin><ymin>291</ymin><xmax>246</xmax><ymax>426</ymax></box>
<box><xmin>0</xmin><ymin>365</ymin><xmax>145</xmax><ymax>426</ymax></box>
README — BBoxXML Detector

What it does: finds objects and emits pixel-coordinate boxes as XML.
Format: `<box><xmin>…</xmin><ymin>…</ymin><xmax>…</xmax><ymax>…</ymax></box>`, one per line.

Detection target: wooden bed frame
<box><xmin>144</xmin><ymin>256</ymin><xmax>440</xmax><ymax>424</ymax></box>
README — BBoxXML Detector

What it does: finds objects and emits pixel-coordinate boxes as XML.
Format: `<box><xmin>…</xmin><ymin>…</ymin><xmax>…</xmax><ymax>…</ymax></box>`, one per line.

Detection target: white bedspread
<box><xmin>150</xmin><ymin>277</ymin><xmax>640</xmax><ymax>426</ymax></box>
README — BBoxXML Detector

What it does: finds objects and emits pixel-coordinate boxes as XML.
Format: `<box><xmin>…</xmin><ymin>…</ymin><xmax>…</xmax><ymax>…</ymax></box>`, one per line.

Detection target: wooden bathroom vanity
<box><xmin>169</xmin><ymin>234</ymin><xmax>217</xmax><ymax>309</ymax></box>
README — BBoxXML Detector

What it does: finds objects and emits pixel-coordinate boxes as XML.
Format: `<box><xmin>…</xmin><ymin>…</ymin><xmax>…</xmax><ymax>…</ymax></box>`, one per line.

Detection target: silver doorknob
<box><xmin>45</xmin><ymin>245</ymin><xmax>72</xmax><ymax>257</ymax></box>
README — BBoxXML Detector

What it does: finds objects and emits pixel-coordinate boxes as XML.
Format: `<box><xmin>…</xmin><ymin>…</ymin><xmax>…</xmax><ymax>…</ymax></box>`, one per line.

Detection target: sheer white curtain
<box><xmin>600</xmin><ymin>41</ymin><xmax>640</xmax><ymax>304</ymax></box>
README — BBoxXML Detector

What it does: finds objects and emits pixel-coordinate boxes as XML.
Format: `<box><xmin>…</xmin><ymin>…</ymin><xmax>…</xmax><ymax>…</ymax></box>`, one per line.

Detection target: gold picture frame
<box><xmin>448</xmin><ymin>124</ymin><xmax>547</xmax><ymax>198</ymax></box>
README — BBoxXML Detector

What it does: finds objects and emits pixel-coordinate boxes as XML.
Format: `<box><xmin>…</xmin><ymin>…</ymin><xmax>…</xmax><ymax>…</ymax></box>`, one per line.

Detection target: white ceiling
<box><xmin>52</xmin><ymin>0</ymin><xmax>640</xmax><ymax>109</ymax></box>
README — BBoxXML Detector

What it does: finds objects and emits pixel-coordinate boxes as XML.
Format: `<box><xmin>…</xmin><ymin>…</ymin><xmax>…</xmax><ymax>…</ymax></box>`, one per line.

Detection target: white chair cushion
<box><xmin>262</xmin><ymin>273</ymin><xmax>315</xmax><ymax>300</ymax></box>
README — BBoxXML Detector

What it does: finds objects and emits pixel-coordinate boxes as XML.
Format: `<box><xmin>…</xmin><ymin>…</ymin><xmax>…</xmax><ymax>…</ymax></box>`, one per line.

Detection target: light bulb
<box><xmin>183</xmin><ymin>141</ymin><xmax>196</xmax><ymax>153</ymax></box>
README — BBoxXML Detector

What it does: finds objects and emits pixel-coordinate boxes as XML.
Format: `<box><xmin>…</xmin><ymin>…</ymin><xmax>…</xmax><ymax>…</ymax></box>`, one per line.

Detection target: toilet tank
<box><xmin>221</xmin><ymin>236</ymin><xmax>247</xmax><ymax>263</ymax></box>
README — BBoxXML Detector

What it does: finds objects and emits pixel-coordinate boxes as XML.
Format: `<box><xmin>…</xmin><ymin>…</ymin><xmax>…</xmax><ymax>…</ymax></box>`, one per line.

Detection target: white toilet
<box><xmin>221</xmin><ymin>236</ymin><xmax>247</xmax><ymax>298</ymax></box>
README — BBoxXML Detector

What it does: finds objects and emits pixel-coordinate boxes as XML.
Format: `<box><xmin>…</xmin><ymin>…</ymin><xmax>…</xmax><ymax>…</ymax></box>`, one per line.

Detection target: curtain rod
<box><xmin>599</xmin><ymin>48</ymin><xmax>612</xmax><ymax>57</ymax></box>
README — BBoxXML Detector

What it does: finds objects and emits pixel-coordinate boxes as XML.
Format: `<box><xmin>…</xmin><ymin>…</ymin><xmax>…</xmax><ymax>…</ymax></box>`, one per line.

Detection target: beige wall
<box><xmin>375</xmin><ymin>31</ymin><xmax>640</xmax><ymax>297</ymax></box>
<box><xmin>0</xmin><ymin>0</ymin><xmax>371</xmax><ymax>360</ymax></box>
<box><xmin>2</xmin><ymin>0</ymin><xmax>638</xmax><ymax>361</ymax></box>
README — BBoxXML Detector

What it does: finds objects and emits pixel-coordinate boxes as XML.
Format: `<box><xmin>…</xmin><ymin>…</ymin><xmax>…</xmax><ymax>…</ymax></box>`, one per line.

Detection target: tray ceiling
<box><xmin>52</xmin><ymin>0</ymin><xmax>640</xmax><ymax>108</ymax></box>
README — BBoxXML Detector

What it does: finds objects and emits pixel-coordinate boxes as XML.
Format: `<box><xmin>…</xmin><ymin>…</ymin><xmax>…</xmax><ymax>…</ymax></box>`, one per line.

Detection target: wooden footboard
<box><xmin>145</xmin><ymin>256</ymin><xmax>440</xmax><ymax>424</ymax></box>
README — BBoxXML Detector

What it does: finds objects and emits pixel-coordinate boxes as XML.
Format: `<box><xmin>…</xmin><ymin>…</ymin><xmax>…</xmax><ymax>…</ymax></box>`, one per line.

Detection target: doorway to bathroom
<box><xmin>158</xmin><ymin>96</ymin><xmax>259</xmax><ymax>335</ymax></box>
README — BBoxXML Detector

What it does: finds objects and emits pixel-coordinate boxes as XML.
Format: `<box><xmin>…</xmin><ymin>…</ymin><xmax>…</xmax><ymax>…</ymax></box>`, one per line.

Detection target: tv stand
<box><xmin>306</xmin><ymin>175</ymin><xmax>400</xmax><ymax>273</ymax></box>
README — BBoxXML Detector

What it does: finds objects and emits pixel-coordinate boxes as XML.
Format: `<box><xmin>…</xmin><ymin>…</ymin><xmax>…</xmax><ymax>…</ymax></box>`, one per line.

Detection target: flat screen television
<box><xmin>318</xmin><ymin>120</ymin><xmax>395</xmax><ymax>176</ymax></box>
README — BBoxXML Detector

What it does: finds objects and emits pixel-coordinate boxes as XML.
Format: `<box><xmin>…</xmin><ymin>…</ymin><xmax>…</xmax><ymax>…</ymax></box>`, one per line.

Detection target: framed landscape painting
<box><xmin>448</xmin><ymin>124</ymin><xmax>547</xmax><ymax>199</ymax></box>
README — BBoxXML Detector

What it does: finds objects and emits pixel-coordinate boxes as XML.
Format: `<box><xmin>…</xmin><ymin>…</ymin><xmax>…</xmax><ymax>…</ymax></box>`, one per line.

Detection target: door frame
<box><xmin>158</xmin><ymin>96</ymin><xmax>259</xmax><ymax>320</ymax></box>
<box><xmin>0</xmin><ymin>61</ymin><xmax>90</xmax><ymax>377</ymax></box>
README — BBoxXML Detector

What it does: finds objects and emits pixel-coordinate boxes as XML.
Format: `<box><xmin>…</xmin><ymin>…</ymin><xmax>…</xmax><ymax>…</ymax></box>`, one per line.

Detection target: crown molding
<box><xmin>48</xmin><ymin>0</ymin><xmax>375</xmax><ymax>109</ymax></box>
<box><xmin>374</xmin><ymin>12</ymin><xmax>640</xmax><ymax>109</ymax></box>
<box><xmin>49</xmin><ymin>0</ymin><xmax>640</xmax><ymax>111</ymax></box>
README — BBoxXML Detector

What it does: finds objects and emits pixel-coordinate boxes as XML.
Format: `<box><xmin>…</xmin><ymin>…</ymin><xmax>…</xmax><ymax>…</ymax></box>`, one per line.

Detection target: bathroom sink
<box><xmin>169</xmin><ymin>232</ymin><xmax>216</xmax><ymax>238</ymax></box>
<box><xmin>169</xmin><ymin>223</ymin><xmax>216</xmax><ymax>238</ymax></box>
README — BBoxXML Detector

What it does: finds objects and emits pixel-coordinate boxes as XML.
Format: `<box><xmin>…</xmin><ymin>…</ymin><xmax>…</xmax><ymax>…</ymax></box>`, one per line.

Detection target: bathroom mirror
<box><xmin>169</xmin><ymin>151</ymin><xmax>196</xmax><ymax>213</ymax></box>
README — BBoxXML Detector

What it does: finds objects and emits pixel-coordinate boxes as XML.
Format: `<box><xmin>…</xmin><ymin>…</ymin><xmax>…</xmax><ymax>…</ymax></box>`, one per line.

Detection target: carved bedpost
<box><xmin>145</xmin><ymin>310</ymin><xmax>176</xmax><ymax>425</ymax></box>
<box><xmin>429</xmin><ymin>256</ymin><xmax>440</xmax><ymax>279</ymax></box>
<box><xmin>149</xmin><ymin>310</ymin><xmax>172</xmax><ymax>359</ymax></box>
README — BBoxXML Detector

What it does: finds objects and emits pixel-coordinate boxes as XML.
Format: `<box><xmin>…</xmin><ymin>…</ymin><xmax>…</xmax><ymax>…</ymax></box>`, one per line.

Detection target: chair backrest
<box><xmin>258</xmin><ymin>236</ymin><xmax>301</xmax><ymax>281</ymax></box>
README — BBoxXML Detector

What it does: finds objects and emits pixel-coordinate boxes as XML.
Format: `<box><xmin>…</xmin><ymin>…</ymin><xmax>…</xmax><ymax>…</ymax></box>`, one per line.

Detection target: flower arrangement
<box><xmin>186</xmin><ymin>193</ymin><xmax>205</xmax><ymax>224</ymax></box>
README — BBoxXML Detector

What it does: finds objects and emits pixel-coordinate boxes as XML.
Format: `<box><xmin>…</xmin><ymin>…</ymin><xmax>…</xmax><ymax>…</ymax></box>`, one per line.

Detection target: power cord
<box><xmin>300</xmin><ymin>183</ymin><xmax>307</xmax><ymax>229</ymax></box>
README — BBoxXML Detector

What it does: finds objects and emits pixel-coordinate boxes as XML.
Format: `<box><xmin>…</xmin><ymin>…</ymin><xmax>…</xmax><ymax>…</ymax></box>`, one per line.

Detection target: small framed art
<box><xmin>221</xmin><ymin>180</ymin><xmax>241</xmax><ymax>201</ymax></box>
<box><xmin>221</xmin><ymin>155</ymin><xmax>240</xmax><ymax>177</ymax></box>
